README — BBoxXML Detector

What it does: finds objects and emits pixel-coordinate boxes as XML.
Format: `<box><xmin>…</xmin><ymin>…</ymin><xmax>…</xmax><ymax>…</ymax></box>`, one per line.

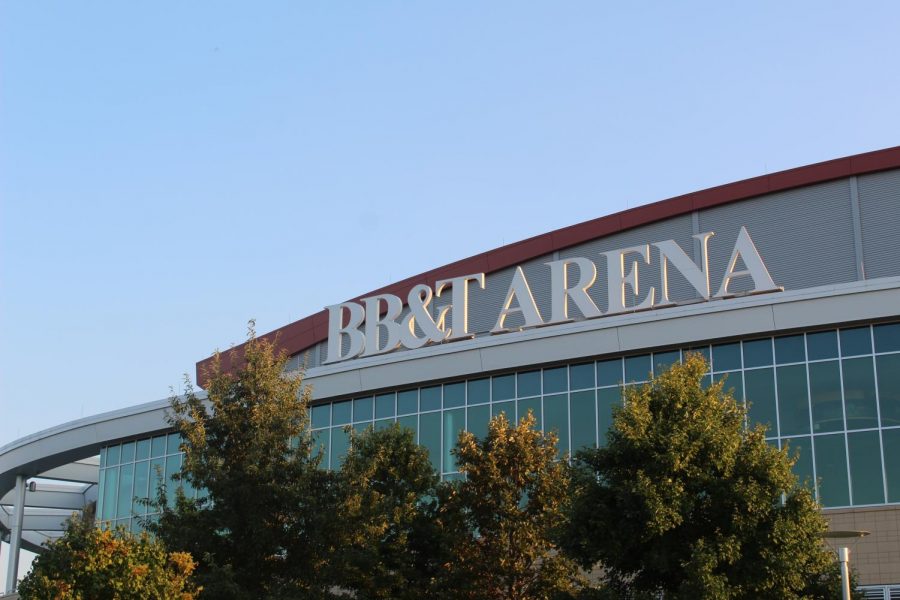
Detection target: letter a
<box><xmin>491</xmin><ymin>267</ymin><xmax>544</xmax><ymax>333</ymax></box>
<box><xmin>715</xmin><ymin>226</ymin><xmax>781</xmax><ymax>297</ymax></box>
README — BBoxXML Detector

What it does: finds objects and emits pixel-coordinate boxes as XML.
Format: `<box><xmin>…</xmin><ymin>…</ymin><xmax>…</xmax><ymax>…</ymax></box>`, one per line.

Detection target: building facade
<box><xmin>3</xmin><ymin>146</ymin><xmax>900</xmax><ymax>596</ymax></box>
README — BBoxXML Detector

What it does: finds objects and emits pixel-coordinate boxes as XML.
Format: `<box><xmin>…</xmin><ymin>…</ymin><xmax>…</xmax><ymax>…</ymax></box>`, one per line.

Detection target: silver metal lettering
<box><xmin>401</xmin><ymin>284</ymin><xmax>449</xmax><ymax>349</ymax></box>
<box><xmin>715</xmin><ymin>226</ymin><xmax>781</xmax><ymax>297</ymax></box>
<box><xmin>435</xmin><ymin>273</ymin><xmax>486</xmax><ymax>340</ymax></box>
<box><xmin>604</xmin><ymin>245</ymin><xmax>654</xmax><ymax>315</ymax></box>
<box><xmin>361</xmin><ymin>294</ymin><xmax>404</xmax><ymax>357</ymax></box>
<box><xmin>491</xmin><ymin>267</ymin><xmax>544</xmax><ymax>333</ymax></box>
<box><xmin>324</xmin><ymin>302</ymin><xmax>366</xmax><ymax>363</ymax></box>
<box><xmin>545</xmin><ymin>257</ymin><xmax>602</xmax><ymax>324</ymax></box>
<box><xmin>653</xmin><ymin>232</ymin><xmax>714</xmax><ymax>305</ymax></box>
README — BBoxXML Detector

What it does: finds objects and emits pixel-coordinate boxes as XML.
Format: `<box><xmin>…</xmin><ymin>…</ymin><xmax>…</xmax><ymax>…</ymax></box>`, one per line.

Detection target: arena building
<box><xmin>3</xmin><ymin>146</ymin><xmax>900</xmax><ymax>597</ymax></box>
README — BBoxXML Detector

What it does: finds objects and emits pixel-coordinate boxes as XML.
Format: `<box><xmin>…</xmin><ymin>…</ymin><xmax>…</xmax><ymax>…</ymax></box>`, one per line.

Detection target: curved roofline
<box><xmin>0</xmin><ymin>396</ymin><xmax>183</xmax><ymax>553</ymax></box>
<box><xmin>196</xmin><ymin>145</ymin><xmax>900</xmax><ymax>386</ymax></box>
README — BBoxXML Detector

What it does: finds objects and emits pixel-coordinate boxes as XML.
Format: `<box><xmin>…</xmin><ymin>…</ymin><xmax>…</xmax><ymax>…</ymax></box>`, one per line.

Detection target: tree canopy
<box><xmin>442</xmin><ymin>411</ymin><xmax>584</xmax><ymax>600</ymax></box>
<box><xmin>18</xmin><ymin>515</ymin><xmax>199</xmax><ymax>600</ymax></box>
<box><xmin>336</xmin><ymin>423</ymin><xmax>448</xmax><ymax>599</ymax></box>
<box><xmin>148</xmin><ymin>322</ymin><xmax>344</xmax><ymax>599</ymax></box>
<box><xmin>128</xmin><ymin>322</ymin><xmax>853</xmax><ymax>599</ymax></box>
<box><xmin>563</xmin><ymin>354</ymin><xmax>845</xmax><ymax>599</ymax></box>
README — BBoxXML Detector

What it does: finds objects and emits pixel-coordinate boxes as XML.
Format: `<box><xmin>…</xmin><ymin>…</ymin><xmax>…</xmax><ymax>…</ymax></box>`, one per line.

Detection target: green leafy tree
<box><xmin>336</xmin><ymin>423</ymin><xmax>449</xmax><ymax>599</ymax></box>
<box><xmin>148</xmin><ymin>322</ymin><xmax>344</xmax><ymax>599</ymax></box>
<box><xmin>18</xmin><ymin>515</ymin><xmax>199</xmax><ymax>600</ymax></box>
<box><xmin>441</xmin><ymin>411</ymin><xmax>585</xmax><ymax>600</ymax></box>
<box><xmin>563</xmin><ymin>354</ymin><xmax>847</xmax><ymax>599</ymax></box>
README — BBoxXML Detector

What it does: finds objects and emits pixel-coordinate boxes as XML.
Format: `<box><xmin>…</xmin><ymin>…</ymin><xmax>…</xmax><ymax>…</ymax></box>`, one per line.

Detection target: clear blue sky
<box><xmin>2</xmin><ymin>1</ymin><xmax>899</xmax><ymax>446</ymax></box>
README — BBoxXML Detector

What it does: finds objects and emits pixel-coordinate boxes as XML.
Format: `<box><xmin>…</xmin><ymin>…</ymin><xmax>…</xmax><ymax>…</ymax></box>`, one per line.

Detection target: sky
<box><xmin>2</xmin><ymin>1</ymin><xmax>900</xmax><ymax>449</ymax></box>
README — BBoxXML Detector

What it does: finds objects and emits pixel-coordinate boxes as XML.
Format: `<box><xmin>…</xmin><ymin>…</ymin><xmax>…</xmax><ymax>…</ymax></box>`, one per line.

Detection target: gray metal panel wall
<box><xmin>858</xmin><ymin>170</ymin><xmax>900</xmax><ymax>280</ymax></box>
<box><xmin>698</xmin><ymin>179</ymin><xmax>856</xmax><ymax>293</ymax></box>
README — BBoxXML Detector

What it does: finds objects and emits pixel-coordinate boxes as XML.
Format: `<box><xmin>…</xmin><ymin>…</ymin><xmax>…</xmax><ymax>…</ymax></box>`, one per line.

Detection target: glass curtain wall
<box><xmin>100</xmin><ymin>321</ymin><xmax>900</xmax><ymax>521</ymax></box>
<box><xmin>310</xmin><ymin>322</ymin><xmax>900</xmax><ymax>509</ymax></box>
<box><xmin>96</xmin><ymin>432</ymin><xmax>197</xmax><ymax>531</ymax></box>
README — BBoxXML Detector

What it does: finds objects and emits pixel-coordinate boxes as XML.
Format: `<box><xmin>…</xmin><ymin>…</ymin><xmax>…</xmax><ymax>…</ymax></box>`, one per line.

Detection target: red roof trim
<box><xmin>196</xmin><ymin>145</ymin><xmax>900</xmax><ymax>386</ymax></box>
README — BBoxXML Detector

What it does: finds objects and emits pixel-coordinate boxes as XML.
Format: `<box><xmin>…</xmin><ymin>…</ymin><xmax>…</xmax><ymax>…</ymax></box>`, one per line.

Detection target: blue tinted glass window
<box><xmin>814</xmin><ymin>434</ymin><xmax>850</xmax><ymax>507</ymax></box>
<box><xmin>107</xmin><ymin>445</ymin><xmax>121</xmax><ymax>466</ymax></box>
<box><xmin>420</xmin><ymin>386</ymin><xmax>442</xmax><ymax>412</ymax></box>
<box><xmin>652</xmin><ymin>351</ymin><xmax>680</xmax><ymax>374</ymax></box>
<box><xmin>783</xmin><ymin>437</ymin><xmax>814</xmax><ymax>490</ymax></box>
<box><xmin>597</xmin><ymin>388</ymin><xmax>622</xmax><ymax>447</ymax></box>
<box><xmin>149</xmin><ymin>457</ymin><xmax>165</xmax><ymax>500</ymax></box>
<box><xmin>492</xmin><ymin>400</ymin><xmax>515</xmax><ymax>420</ymax></box>
<box><xmin>518</xmin><ymin>397</ymin><xmax>541</xmax><ymax>429</ymax></box>
<box><xmin>543</xmin><ymin>367</ymin><xmax>568</xmax><ymax>394</ymax></box>
<box><xmin>883</xmin><ymin>429</ymin><xmax>900</xmax><ymax>503</ymax></box>
<box><xmin>442</xmin><ymin>408</ymin><xmax>465</xmax><ymax>473</ymax></box>
<box><xmin>569</xmin><ymin>363</ymin><xmax>595</xmax><ymax>390</ymax></box>
<box><xmin>714</xmin><ymin>371</ymin><xmax>743</xmax><ymax>402</ymax></box>
<box><xmin>809</xmin><ymin>361</ymin><xmax>843</xmax><ymax>433</ymax></box>
<box><xmin>742</xmin><ymin>339</ymin><xmax>773</xmax><ymax>368</ymax></box>
<box><xmin>135</xmin><ymin>439</ymin><xmax>150</xmax><ymax>462</ymax></box>
<box><xmin>353</xmin><ymin>397</ymin><xmax>373</xmax><ymax>422</ymax></box>
<box><xmin>375</xmin><ymin>393</ymin><xmax>396</xmax><ymax>419</ymax></box>
<box><xmin>118</xmin><ymin>442</ymin><xmax>135</xmax><ymax>464</ymax></box>
<box><xmin>570</xmin><ymin>390</ymin><xmax>596</xmax><ymax>453</ymax></box>
<box><xmin>330</xmin><ymin>427</ymin><xmax>350</xmax><ymax>469</ymax></box>
<box><xmin>848</xmin><ymin>431</ymin><xmax>884</xmax><ymax>505</ymax></box>
<box><xmin>842</xmin><ymin>357</ymin><xmax>878</xmax><ymax>430</ymax></box>
<box><xmin>840</xmin><ymin>327</ymin><xmax>872</xmax><ymax>357</ymax></box>
<box><xmin>101</xmin><ymin>467</ymin><xmax>118</xmax><ymax>521</ymax></box>
<box><xmin>311</xmin><ymin>429</ymin><xmax>329</xmax><ymax>466</ymax></box>
<box><xmin>624</xmin><ymin>355</ymin><xmax>651</xmax><ymax>383</ymax></box>
<box><xmin>492</xmin><ymin>374</ymin><xmax>516</xmax><ymax>401</ymax></box>
<box><xmin>443</xmin><ymin>382</ymin><xmax>465</xmax><ymax>408</ymax></box>
<box><xmin>807</xmin><ymin>331</ymin><xmax>838</xmax><ymax>360</ymax></box>
<box><xmin>877</xmin><ymin>354</ymin><xmax>900</xmax><ymax>427</ymax></box>
<box><xmin>874</xmin><ymin>323</ymin><xmax>900</xmax><ymax>353</ymax></box>
<box><xmin>133</xmin><ymin>461</ymin><xmax>150</xmax><ymax>514</ymax></box>
<box><xmin>311</xmin><ymin>404</ymin><xmax>330</xmax><ymax>429</ymax></box>
<box><xmin>419</xmin><ymin>412</ymin><xmax>441</xmax><ymax>472</ymax></box>
<box><xmin>745</xmin><ymin>368</ymin><xmax>777</xmax><ymax>436</ymax></box>
<box><xmin>165</xmin><ymin>455</ymin><xmax>182</xmax><ymax>506</ymax></box>
<box><xmin>544</xmin><ymin>393</ymin><xmax>569</xmax><ymax>458</ymax></box>
<box><xmin>166</xmin><ymin>434</ymin><xmax>182</xmax><ymax>455</ymax></box>
<box><xmin>467</xmin><ymin>379</ymin><xmax>490</xmax><ymax>405</ymax></box>
<box><xmin>116</xmin><ymin>463</ymin><xmax>134</xmax><ymax>517</ymax></box>
<box><xmin>117</xmin><ymin>463</ymin><xmax>134</xmax><ymax>519</ymax></box>
<box><xmin>517</xmin><ymin>371</ymin><xmax>541</xmax><ymax>397</ymax></box>
<box><xmin>712</xmin><ymin>343</ymin><xmax>741</xmax><ymax>372</ymax></box>
<box><xmin>775</xmin><ymin>335</ymin><xmax>806</xmax><ymax>364</ymax></box>
<box><xmin>332</xmin><ymin>401</ymin><xmax>352</xmax><ymax>425</ymax></box>
<box><xmin>397</xmin><ymin>415</ymin><xmax>417</xmax><ymax>439</ymax></box>
<box><xmin>467</xmin><ymin>404</ymin><xmax>491</xmax><ymax>441</ymax></box>
<box><xmin>397</xmin><ymin>390</ymin><xmax>418</xmax><ymax>415</ymax></box>
<box><xmin>777</xmin><ymin>365</ymin><xmax>810</xmax><ymax>436</ymax></box>
<box><xmin>597</xmin><ymin>359</ymin><xmax>622</xmax><ymax>387</ymax></box>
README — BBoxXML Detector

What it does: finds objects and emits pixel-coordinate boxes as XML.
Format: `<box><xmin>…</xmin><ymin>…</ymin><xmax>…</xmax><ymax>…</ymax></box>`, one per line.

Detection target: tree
<box><xmin>18</xmin><ymin>515</ymin><xmax>199</xmax><ymax>600</ymax></box>
<box><xmin>563</xmin><ymin>354</ymin><xmax>847</xmax><ymax>599</ymax></box>
<box><xmin>336</xmin><ymin>423</ymin><xmax>449</xmax><ymax>599</ymax></box>
<box><xmin>441</xmin><ymin>411</ymin><xmax>585</xmax><ymax>600</ymax></box>
<box><xmin>148</xmin><ymin>322</ymin><xmax>344</xmax><ymax>599</ymax></box>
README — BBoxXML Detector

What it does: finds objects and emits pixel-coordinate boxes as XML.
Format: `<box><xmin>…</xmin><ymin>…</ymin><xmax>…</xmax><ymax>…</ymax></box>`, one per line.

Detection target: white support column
<box><xmin>5</xmin><ymin>474</ymin><xmax>26</xmax><ymax>595</ymax></box>
<box><xmin>839</xmin><ymin>547</ymin><xmax>851</xmax><ymax>600</ymax></box>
